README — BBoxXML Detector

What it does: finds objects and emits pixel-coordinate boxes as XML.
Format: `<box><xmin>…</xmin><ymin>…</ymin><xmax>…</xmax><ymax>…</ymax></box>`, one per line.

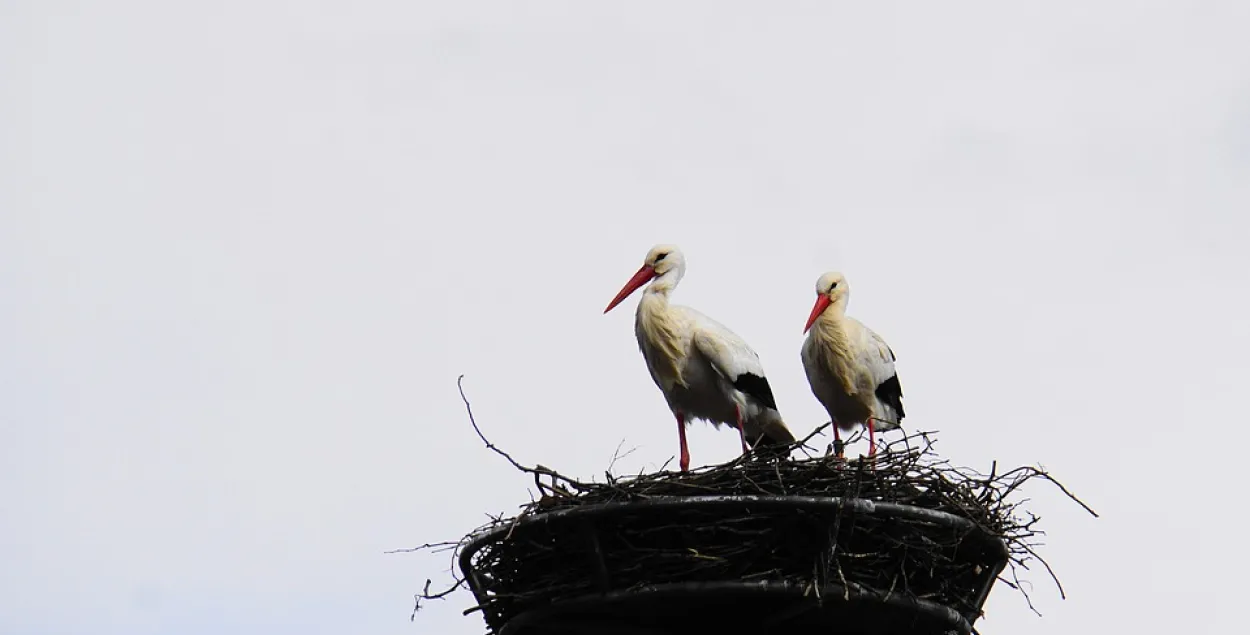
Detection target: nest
<box><xmin>402</xmin><ymin>378</ymin><xmax>1097</xmax><ymax>634</ymax></box>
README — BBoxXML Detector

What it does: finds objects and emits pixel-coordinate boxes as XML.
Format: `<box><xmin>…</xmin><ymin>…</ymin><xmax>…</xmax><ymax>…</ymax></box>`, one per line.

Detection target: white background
<box><xmin>3</xmin><ymin>2</ymin><xmax>1248</xmax><ymax>633</ymax></box>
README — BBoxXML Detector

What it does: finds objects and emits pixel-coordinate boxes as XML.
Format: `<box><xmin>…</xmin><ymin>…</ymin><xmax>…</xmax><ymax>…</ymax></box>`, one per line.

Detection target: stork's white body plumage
<box><xmin>801</xmin><ymin>272</ymin><xmax>905</xmax><ymax>456</ymax></box>
<box><xmin>605</xmin><ymin>245</ymin><xmax>794</xmax><ymax>471</ymax></box>
<box><xmin>635</xmin><ymin>296</ymin><xmax>786</xmax><ymax>441</ymax></box>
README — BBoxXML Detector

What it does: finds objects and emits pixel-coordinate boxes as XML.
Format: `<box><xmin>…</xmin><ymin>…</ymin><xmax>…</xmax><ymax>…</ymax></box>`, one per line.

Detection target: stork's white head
<box><xmin>803</xmin><ymin>271</ymin><xmax>849</xmax><ymax>333</ymax></box>
<box><xmin>645</xmin><ymin>244</ymin><xmax>685</xmax><ymax>277</ymax></box>
<box><xmin>603</xmin><ymin>244</ymin><xmax>686</xmax><ymax>313</ymax></box>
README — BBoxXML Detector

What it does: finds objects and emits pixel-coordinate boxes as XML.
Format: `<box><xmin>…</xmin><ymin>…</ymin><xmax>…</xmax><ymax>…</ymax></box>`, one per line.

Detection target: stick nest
<box><xmin>402</xmin><ymin>379</ymin><xmax>1097</xmax><ymax>634</ymax></box>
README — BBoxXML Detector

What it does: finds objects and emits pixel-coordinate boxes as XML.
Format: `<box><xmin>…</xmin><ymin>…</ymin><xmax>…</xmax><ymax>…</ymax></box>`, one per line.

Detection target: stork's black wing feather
<box><xmin>733</xmin><ymin>372</ymin><xmax>779</xmax><ymax>411</ymax></box>
<box><xmin>874</xmin><ymin>374</ymin><xmax>905</xmax><ymax>419</ymax></box>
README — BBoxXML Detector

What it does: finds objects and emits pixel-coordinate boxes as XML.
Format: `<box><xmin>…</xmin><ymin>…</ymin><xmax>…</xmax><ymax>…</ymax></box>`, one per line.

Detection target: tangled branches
<box><xmin>398</xmin><ymin>377</ymin><xmax>1097</xmax><ymax>633</ymax></box>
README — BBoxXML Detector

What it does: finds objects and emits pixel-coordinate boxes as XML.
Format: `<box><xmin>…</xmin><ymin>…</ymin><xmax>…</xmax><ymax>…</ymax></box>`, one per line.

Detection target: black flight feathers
<box><xmin>875</xmin><ymin>374</ymin><xmax>905</xmax><ymax>419</ymax></box>
<box><xmin>736</xmin><ymin>369</ymin><xmax>903</xmax><ymax>423</ymax></box>
<box><xmin>732</xmin><ymin>372</ymin><xmax>791</xmax><ymax>448</ymax></box>
<box><xmin>732</xmin><ymin>372</ymin><xmax>779</xmax><ymax>411</ymax></box>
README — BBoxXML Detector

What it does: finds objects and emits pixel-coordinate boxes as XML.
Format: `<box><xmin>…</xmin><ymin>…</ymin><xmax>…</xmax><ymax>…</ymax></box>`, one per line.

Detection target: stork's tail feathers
<box><xmin>871</xmin><ymin>409</ymin><xmax>904</xmax><ymax>432</ymax></box>
<box><xmin>748</xmin><ymin>413</ymin><xmax>796</xmax><ymax>448</ymax></box>
<box><xmin>873</xmin><ymin>417</ymin><xmax>904</xmax><ymax>432</ymax></box>
<box><xmin>757</xmin><ymin>423</ymin><xmax>796</xmax><ymax>445</ymax></box>
<box><xmin>747</xmin><ymin>425</ymin><xmax>794</xmax><ymax>463</ymax></box>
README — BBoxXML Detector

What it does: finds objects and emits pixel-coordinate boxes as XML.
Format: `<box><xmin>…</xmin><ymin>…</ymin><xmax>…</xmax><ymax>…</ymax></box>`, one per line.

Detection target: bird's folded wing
<box><xmin>690</xmin><ymin>317</ymin><xmax>778</xmax><ymax>412</ymax></box>
<box><xmin>860</xmin><ymin>325</ymin><xmax>904</xmax><ymax>418</ymax></box>
<box><xmin>853</xmin><ymin>324</ymin><xmax>895</xmax><ymax>381</ymax></box>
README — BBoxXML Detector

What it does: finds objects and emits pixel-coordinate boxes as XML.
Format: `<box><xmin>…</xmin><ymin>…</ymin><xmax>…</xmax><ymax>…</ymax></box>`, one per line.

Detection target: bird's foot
<box><xmin>825</xmin><ymin>443</ymin><xmax>847</xmax><ymax>470</ymax></box>
<box><xmin>830</xmin><ymin>438</ymin><xmax>846</xmax><ymax>459</ymax></box>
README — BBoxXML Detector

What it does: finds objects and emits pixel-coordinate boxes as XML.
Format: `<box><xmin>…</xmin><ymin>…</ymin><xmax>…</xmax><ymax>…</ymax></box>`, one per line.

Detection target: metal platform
<box><xmin>460</xmin><ymin>495</ymin><xmax>1009</xmax><ymax>635</ymax></box>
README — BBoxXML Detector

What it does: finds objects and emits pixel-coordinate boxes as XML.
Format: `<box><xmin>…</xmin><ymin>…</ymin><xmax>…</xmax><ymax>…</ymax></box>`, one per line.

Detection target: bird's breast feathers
<box><xmin>635</xmin><ymin>299</ymin><xmax>690</xmax><ymax>389</ymax></box>
<box><xmin>807</xmin><ymin>321</ymin><xmax>861</xmax><ymax>395</ymax></box>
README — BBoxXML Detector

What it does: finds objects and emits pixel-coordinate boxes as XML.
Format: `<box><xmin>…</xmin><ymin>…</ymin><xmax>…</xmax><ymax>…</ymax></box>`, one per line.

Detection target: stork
<box><xmin>603</xmin><ymin>245</ymin><xmax>795</xmax><ymax>472</ymax></box>
<box><xmin>800</xmin><ymin>272</ymin><xmax>905</xmax><ymax>458</ymax></box>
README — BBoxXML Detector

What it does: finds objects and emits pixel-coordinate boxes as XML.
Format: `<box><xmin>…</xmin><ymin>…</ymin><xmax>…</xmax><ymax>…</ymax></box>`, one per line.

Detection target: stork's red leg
<box><xmin>735</xmin><ymin>404</ymin><xmax>750</xmax><ymax>455</ymax></box>
<box><xmin>867</xmin><ymin>418</ymin><xmax>877</xmax><ymax>457</ymax></box>
<box><xmin>832</xmin><ymin>424</ymin><xmax>844</xmax><ymax>458</ymax></box>
<box><xmin>675</xmin><ymin>411</ymin><xmax>690</xmax><ymax>472</ymax></box>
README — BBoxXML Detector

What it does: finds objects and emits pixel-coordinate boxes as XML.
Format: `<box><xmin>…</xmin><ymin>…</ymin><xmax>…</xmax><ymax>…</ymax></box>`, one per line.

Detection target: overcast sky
<box><xmin>3</xmin><ymin>2</ymin><xmax>1249</xmax><ymax>634</ymax></box>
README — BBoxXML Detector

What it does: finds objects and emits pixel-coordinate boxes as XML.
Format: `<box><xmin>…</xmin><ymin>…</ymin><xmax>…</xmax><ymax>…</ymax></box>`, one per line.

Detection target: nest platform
<box><xmin>451</xmin><ymin>432</ymin><xmax>1070</xmax><ymax>635</ymax></box>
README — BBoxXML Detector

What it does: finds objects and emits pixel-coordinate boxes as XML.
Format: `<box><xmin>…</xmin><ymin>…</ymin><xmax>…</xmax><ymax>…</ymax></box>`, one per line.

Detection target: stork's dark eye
<box><xmin>829</xmin><ymin>282</ymin><xmax>838</xmax><ymax>291</ymax></box>
<box><xmin>654</xmin><ymin>253</ymin><xmax>668</xmax><ymax>262</ymax></box>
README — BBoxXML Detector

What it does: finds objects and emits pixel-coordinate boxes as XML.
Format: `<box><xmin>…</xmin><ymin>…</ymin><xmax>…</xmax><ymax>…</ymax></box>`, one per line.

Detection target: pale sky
<box><xmin>3</xmin><ymin>2</ymin><xmax>1249</xmax><ymax>634</ymax></box>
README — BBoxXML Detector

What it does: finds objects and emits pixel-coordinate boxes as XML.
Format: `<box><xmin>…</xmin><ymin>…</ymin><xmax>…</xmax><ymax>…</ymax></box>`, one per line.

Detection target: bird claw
<box><xmin>829</xmin><ymin>438</ymin><xmax>846</xmax><ymax>459</ymax></box>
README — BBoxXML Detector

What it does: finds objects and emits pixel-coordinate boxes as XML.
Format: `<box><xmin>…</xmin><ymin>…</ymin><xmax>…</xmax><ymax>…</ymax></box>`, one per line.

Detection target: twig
<box><xmin>384</xmin><ymin>541</ymin><xmax>460</xmax><ymax>555</ymax></box>
<box><xmin>409</xmin><ymin>578</ymin><xmax>466</xmax><ymax>620</ymax></box>
<box><xmin>1021</xmin><ymin>542</ymin><xmax>1067</xmax><ymax>600</ymax></box>
<box><xmin>1006</xmin><ymin>567</ymin><xmax>1042</xmax><ymax>617</ymax></box>
<box><xmin>456</xmin><ymin>375</ymin><xmax>586</xmax><ymax>488</ymax></box>
<box><xmin>458</xmin><ymin>375</ymin><xmax>535</xmax><ymax>475</ymax></box>
<box><xmin>1005</xmin><ymin>467</ymin><xmax>1100</xmax><ymax>519</ymax></box>
<box><xmin>796</xmin><ymin>421</ymin><xmax>834</xmax><ymax>451</ymax></box>
<box><xmin>606</xmin><ymin>438</ymin><xmax>638</xmax><ymax>475</ymax></box>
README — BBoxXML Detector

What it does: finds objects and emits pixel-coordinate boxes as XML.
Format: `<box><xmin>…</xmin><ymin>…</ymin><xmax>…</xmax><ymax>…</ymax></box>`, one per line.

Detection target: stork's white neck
<box><xmin>812</xmin><ymin>296</ymin><xmax>850</xmax><ymax>332</ymax></box>
<box><xmin>644</xmin><ymin>266</ymin><xmax>682</xmax><ymax>298</ymax></box>
<box><xmin>636</xmin><ymin>273</ymin><xmax>676</xmax><ymax>319</ymax></box>
<box><xmin>634</xmin><ymin>275</ymin><xmax>686</xmax><ymax>389</ymax></box>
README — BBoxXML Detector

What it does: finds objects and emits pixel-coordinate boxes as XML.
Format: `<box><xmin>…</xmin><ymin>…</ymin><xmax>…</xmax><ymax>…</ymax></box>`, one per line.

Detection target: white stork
<box><xmin>603</xmin><ymin>245</ymin><xmax>795</xmax><ymax>471</ymax></box>
<box><xmin>801</xmin><ymin>272</ymin><xmax>905</xmax><ymax>458</ymax></box>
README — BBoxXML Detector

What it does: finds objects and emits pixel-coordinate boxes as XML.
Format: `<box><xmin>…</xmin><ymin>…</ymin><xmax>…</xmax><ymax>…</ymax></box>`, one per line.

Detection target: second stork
<box><xmin>801</xmin><ymin>272</ymin><xmax>906</xmax><ymax>458</ymax></box>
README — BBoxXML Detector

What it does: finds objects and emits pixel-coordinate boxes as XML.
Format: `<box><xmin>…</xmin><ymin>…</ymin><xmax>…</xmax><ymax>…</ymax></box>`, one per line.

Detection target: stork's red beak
<box><xmin>604</xmin><ymin>265</ymin><xmax>657</xmax><ymax>313</ymax></box>
<box><xmin>803</xmin><ymin>294</ymin><xmax>832</xmax><ymax>333</ymax></box>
